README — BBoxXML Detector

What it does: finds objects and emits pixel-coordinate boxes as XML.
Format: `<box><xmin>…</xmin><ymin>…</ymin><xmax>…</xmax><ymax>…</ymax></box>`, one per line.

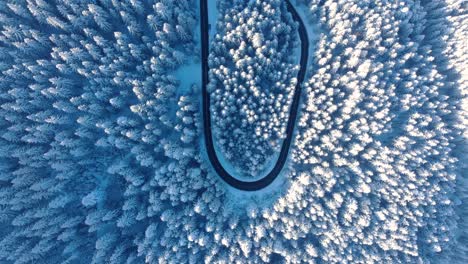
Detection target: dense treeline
<box><xmin>289</xmin><ymin>0</ymin><xmax>465</xmax><ymax>262</ymax></box>
<box><xmin>0</xmin><ymin>0</ymin><xmax>217</xmax><ymax>263</ymax></box>
<box><xmin>208</xmin><ymin>0</ymin><xmax>299</xmax><ymax>177</ymax></box>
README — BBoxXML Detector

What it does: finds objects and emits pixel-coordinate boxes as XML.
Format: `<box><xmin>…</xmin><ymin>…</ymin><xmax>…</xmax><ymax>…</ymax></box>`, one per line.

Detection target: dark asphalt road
<box><xmin>200</xmin><ymin>0</ymin><xmax>309</xmax><ymax>191</ymax></box>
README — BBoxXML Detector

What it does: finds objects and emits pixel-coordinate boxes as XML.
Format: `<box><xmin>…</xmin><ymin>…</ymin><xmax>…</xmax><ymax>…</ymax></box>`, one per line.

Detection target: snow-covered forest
<box><xmin>0</xmin><ymin>0</ymin><xmax>215</xmax><ymax>262</ymax></box>
<box><xmin>0</xmin><ymin>0</ymin><xmax>466</xmax><ymax>263</ymax></box>
<box><xmin>208</xmin><ymin>0</ymin><xmax>299</xmax><ymax>177</ymax></box>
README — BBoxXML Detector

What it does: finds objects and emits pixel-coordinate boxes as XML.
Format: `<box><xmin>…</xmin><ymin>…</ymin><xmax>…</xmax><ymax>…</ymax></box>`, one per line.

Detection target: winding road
<box><xmin>200</xmin><ymin>0</ymin><xmax>309</xmax><ymax>191</ymax></box>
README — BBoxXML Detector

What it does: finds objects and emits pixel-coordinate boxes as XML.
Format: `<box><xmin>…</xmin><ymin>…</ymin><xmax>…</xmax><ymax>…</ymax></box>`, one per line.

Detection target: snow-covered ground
<box><xmin>173</xmin><ymin>1</ymin><xmax>202</xmax><ymax>97</ymax></box>
<box><xmin>207</xmin><ymin>0</ymin><xmax>219</xmax><ymax>39</ymax></box>
<box><xmin>174</xmin><ymin>61</ymin><xmax>201</xmax><ymax>96</ymax></box>
<box><xmin>222</xmin><ymin>166</ymin><xmax>291</xmax><ymax>209</ymax></box>
<box><xmin>293</xmin><ymin>0</ymin><xmax>320</xmax><ymax>77</ymax></box>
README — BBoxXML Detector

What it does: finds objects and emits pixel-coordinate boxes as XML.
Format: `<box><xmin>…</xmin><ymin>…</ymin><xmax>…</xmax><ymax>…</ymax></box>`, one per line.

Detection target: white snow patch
<box><xmin>207</xmin><ymin>0</ymin><xmax>219</xmax><ymax>39</ymax></box>
<box><xmin>173</xmin><ymin>0</ymin><xmax>202</xmax><ymax>96</ymax></box>
<box><xmin>174</xmin><ymin>61</ymin><xmax>201</xmax><ymax>95</ymax></box>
